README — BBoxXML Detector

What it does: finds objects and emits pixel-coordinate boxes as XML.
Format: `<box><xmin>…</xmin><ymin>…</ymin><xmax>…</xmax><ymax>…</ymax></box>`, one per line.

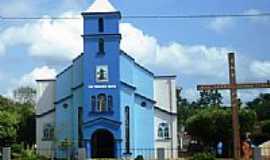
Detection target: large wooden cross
<box><xmin>197</xmin><ymin>52</ymin><xmax>270</xmax><ymax>160</ymax></box>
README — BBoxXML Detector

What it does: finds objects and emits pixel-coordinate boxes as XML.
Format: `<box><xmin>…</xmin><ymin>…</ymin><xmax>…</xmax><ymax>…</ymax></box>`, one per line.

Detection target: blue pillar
<box><xmin>115</xmin><ymin>139</ymin><xmax>122</xmax><ymax>158</ymax></box>
<box><xmin>85</xmin><ymin>140</ymin><xmax>91</xmax><ymax>159</ymax></box>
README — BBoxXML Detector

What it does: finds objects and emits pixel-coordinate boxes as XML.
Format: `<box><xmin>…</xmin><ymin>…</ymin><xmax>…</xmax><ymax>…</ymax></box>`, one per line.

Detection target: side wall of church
<box><xmin>154</xmin><ymin>77</ymin><xmax>178</xmax><ymax>158</ymax></box>
<box><xmin>154</xmin><ymin>110</ymin><xmax>178</xmax><ymax>158</ymax></box>
<box><xmin>120</xmin><ymin>54</ymin><xmax>155</xmax><ymax>157</ymax></box>
<box><xmin>154</xmin><ymin>77</ymin><xmax>177</xmax><ymax>113</ymax></box>
<box><xmin>54</xmin><ymin>55</ymin><xmax>83</xmax><ymax>158</ymax></box>
<box><xmin>36</xmin><ymin>81</ymin><xmax>56</xmax><ymax>158</ymax></box>
<box><xmin>133</xmin><ymin>64</ymin><xmax>155</xmax><ymax>151</ymax></box>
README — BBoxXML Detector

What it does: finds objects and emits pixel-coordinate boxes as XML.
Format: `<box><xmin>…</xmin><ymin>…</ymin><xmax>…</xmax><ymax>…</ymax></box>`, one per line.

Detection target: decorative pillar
<box><xmin>85</xmin><ymin>140</ymin><xmax>91</xmax><ymax>159</ymax></box>
<box><xmin>115</xmin><ymin>139</ymin><xmax>122</xmax><ymax>158</ymax></box>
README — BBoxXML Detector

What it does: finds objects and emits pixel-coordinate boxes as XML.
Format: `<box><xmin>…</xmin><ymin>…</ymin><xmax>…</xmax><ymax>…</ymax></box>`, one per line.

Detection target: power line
<box><xmin>0</xmin><ymin>12</ymin><xmax>270</xmax><ymax>20</ymax></box>
<box><xmin>124</xmin><ymin>13</ymin><xmax>270</xmax><ymax>19</ymax></box>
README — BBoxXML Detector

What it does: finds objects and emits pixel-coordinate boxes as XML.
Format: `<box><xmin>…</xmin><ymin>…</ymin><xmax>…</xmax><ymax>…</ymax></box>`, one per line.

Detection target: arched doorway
<box><xmin>91</xmin><ymin>129</ymin><xmax>115</xmax><ymax>158</ymax></box>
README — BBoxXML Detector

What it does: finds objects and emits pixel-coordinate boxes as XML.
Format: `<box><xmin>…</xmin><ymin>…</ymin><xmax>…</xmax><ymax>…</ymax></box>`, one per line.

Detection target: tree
<box><xmin>13</xmin><ymin>86</ymin><xmax>36</xmax><ymax>105</ymax></box>
<box><xmin>176</xmin><ymin>88</ymin><xmax>198</xmax><ymax>131</ymax></box>
<box><xmin>261</xmin><ymin>120</ymin><xmax>270</xmax><ymax>135</ymax></box>
<box><xmin>246</xmin><ymin>93</ymin><xmax>270</xmax><ymax>121</ymax></box>
<box><xmin>16</xmin><ymin>103</ymin><xmax>36</xmax><ymax>146</ymax></box>
<box><xmin>186</xmin><ymin>108</ymin><xmax>256</xmax><ymax>151</ymax></box>
<box><xmin>197</xmin><ymin>90</ymin><xmax>223</xmax><ymax>107</ymax></box>
<box><xmin>0</xmin><ymin>111</ymin><xmax>19</xmax><ymax>146</ymax></box>
<box><xmin>0</xmin><ymin>88</ymin><xmax>36</xmax><ymax>147</ymax></box>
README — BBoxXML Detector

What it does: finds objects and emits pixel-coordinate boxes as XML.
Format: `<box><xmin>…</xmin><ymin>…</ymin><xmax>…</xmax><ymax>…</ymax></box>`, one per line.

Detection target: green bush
<box><xmin>262</xmin><ymin>120</ymin><xmax>270</xmax><ymax>134</ymax></box>
<box><xmin>190</xmin><ymin>152</ymin><xmax>216</xmax><ymax>160</ymax></box>
<box><xmin>11</xmin><ymin>143</ymin><xmax>24</xmax><ymax>158</ymax></box>
<box><xmin>19</xmin><ymin>149</ymin><xmax>39</xmax><ymax>160</ymax></box>
<box><xmin>135</xmin><ymin>155</ymin><xmax>144</xmax><ymax>160</ymax></box>
<box><xmin>13</xmin><ymin>148</ymin><xmax>49</xmax><ymax>160</ymax></box>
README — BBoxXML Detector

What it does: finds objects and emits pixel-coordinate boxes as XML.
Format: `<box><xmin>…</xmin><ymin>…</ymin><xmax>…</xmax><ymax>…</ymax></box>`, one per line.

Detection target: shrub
<box><xmin>18</xmin><ymin>149</ymin><xmax>39</xmax><ymax>160</ymax></box>
<box><xmin>135</xmin><ymin>155</ymin><xmax>144</xmax><ymax>160</ymax></box>
<box><xmin>13</xmin><ymin>148</ymin><xmax>49</xmax><ymax>160</ymax></box>
<box><xmin>11</xmin><ymin>143</ymin><xmax>24</xmax><ymax>158</ymax></box>
<box><xmin>262</xmin><ymin>120</ymin><xmax>270</xmax><ymax>134</ymax></box>
<box><xmin>190</xmin><ymin>152</ymin><xmax>216</xmax><ymax>160</ymax></box>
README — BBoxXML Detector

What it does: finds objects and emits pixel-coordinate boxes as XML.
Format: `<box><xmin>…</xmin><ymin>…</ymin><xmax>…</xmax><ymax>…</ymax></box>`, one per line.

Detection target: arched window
<box><xmin>158</xmin><ymin>123</ymin><xmax>169</xmax><ymax>139</ymax></box>
<box><xmin>98</xmin><ymin>18</ymin><xmax>104</xmax><ymax>32</ymax></box>
<box><xmin>91</xmin><ymin>96</ymin><xmax>96</xmax><ymax>112</ymax></box>
<box><xmin>108</xmin><ymin>95</ymin><xmax>113</xmax><ymax>111</ymax></box>
<box><xmin>98</xmin><ymin>38</ymin><xmax>105</xmax><ymax>53</ymax></box>
<box><xmin>97</xmin><ymin>94</ymin><xmax>106</xmax><ymax>112</ymax></box>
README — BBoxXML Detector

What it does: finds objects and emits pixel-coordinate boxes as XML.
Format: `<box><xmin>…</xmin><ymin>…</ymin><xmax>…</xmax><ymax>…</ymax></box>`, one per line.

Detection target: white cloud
<box><xmin>120</xmin><ymin>23</ymin><xmax>158</xmax><ymax>65</ymax></box>
<box><xmin>0</xmin><ymin>13</ymin><xmax>268</xmax><ymax>102</ymax></box>
<box><xmin>19</xmin><ymin>66</ymin><xmax>57</xmax><ymax>87</ymax></box>
<box><xmin>209</xmin><ymin>17</ymin><xmax>234</xmax><ymax>32</ymax></box>
<box><xmin>0</xmin><ymin>41</ymin><xmax>5</xmax><ymax>55</ymax></box>
<box><xmin>120</xmin><ymin>23</ymin><xmax>231</xmax><ymax>77</ymax></box>
<box><xmin>250</xmin><ymin>61</ymin><xmax>270</xmax><ymax>79</ymax></box>
<box><xmin>1</xmin><ymin>12</ymin><xmax>83</xmax><ymax>62</ymax></box>
<box><xmin>156</xmin><ymin>43</ymin><xmax>230</xmax><ymax>77</ymax></box>
<box><xmin>0</xmin><ymin>18</ymin><xmax>232</xmax><ymax>77</ymax></box>
<box><xmin>3</xmin><ymin>66</ymin><xmax>57</xmax><ymax>98</ymax></box>
<box><xmin>0</xmin><ymin>72</ymin><xmax>3</xmax><ymax>81</ymax></box>
<box><xmin>244</xmin><ymin>9</ymin><xmax>270</xmax><ymax>24</ymax></box>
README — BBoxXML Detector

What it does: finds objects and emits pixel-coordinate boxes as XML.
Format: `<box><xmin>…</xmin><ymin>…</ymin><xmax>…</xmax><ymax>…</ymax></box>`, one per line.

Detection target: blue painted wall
<box><xmin>54</xmin><ymin>55</ymin><xmax>83</xmax><ymax>158</ymax></box>
<box><xmin>120</xmin><ymin>53</ymin><xmax>155</xmax><ymax>158</ymax></box>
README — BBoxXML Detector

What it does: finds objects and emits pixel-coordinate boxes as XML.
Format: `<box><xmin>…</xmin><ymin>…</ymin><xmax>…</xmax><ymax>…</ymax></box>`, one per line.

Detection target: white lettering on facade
<box><xmin>88</xmin><ymin>85</ymin><xmax>117</xmax><ymax>89</ymax></box>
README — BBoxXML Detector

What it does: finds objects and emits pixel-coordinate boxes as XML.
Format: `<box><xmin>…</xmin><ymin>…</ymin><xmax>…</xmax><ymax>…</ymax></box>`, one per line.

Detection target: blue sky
<box><xmin>0</xmin><ymin>0</ymin><xmax>270</xmax><ymax>103</ymax></box>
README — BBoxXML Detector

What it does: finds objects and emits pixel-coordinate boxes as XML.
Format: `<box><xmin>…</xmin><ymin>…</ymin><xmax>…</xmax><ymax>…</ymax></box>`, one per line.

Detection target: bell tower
<box><xmin>82</xmin><ymin>0</ymin><xmax>121</xmax><ymax>85</ymax></box>
<box><xmin>82</xmin><ymin>1</ymin><xmax>122</xmax><ymax>158</ymax></box>
<box><xmin>82</xmin><ymin>0</ymin><xmax>122</xmax><ymax>127</ymax></box>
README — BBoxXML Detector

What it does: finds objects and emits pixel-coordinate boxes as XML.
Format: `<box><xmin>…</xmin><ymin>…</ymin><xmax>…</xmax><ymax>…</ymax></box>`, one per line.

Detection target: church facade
<box><xmin>35</xmin><ymin>0</ymin><xmax>178</xmax><ymax>159</ymax></box>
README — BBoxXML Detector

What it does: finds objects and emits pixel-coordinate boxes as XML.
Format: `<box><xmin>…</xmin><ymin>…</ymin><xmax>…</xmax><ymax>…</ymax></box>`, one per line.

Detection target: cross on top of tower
<box><xmin>86</xmin><ymin>0</ymin><xmax>118</xmax><ymax>13</ymax></box>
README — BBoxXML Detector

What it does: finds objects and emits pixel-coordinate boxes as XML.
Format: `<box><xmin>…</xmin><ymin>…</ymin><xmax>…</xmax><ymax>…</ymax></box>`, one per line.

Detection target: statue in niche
<box><xmin>97</xmin><ymin>94</ymin><xmax>106</xmax><ymax>112</ymax></box>
<box><xmin>96</xmin><ymin>65</ymin><xmax>108</xmax><ymax>82</ymax></box>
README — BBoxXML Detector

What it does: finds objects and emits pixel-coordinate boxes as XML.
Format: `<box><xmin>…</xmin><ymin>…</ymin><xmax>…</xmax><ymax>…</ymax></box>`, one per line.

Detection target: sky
<box><xmin>0</xmin><ymin>0</ymin><xmax>270</xmax><ymax>104</ymax></box>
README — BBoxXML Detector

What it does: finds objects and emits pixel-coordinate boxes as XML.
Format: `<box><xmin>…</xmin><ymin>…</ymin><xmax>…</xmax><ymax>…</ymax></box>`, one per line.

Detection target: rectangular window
<box><xmin>125</xmin><ymin>106</ymin><xmax>130</xmax><ymax>154</ymax></box>
<box><xmin>98</xmin><ymin>38</ymin><xmax>105</xmax><ymax>53</ymax></box>
<box><xmin>42</xmin><ymin>124</ymin><xmax>54</xmax><ymax>141</ymax></box>
<box><xmin>98</xmin><ymin>18</ymin><xmax>104</xmax><ymax>32</ymax></box>
<box><xmin>91</xmin><ymin>96</ymin><xmax>96</xmax><ymax>112</ymax></box>
<box><xmin>78</xmin><ymin>107</ymin><xmax>83</xmax><ymax>147</ymax></box>
<box><xmin>108</xmin><ymin>96</ymin><xmax>113</xmax><ymax>111</ymax></box>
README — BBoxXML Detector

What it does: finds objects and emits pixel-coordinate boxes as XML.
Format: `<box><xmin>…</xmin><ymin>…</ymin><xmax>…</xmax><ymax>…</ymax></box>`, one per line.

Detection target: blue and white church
<box><xmin>35</xmin><ymin>0</ymin><xmax>178</xmax><ymax>159</ymax></box>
